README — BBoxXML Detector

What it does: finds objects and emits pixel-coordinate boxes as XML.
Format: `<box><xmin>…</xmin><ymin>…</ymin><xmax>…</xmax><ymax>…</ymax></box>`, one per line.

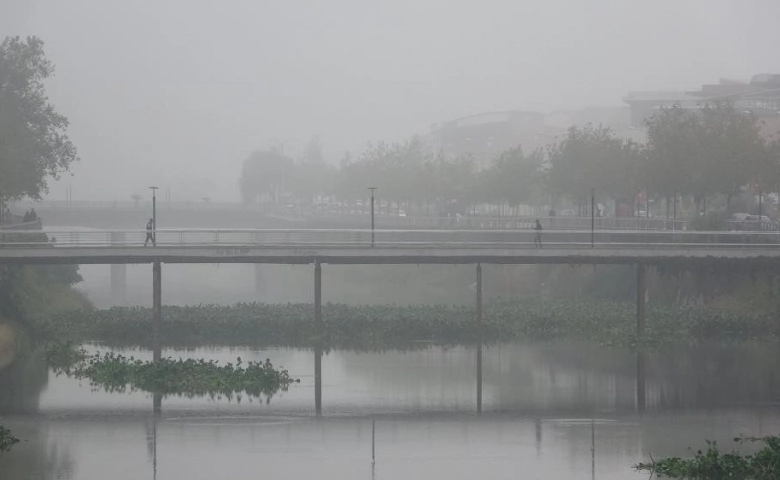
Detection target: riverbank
<box><xmin>33</xmin><ymin>299</ymin><xmax>780</xmax><ymax>349</ymax></box>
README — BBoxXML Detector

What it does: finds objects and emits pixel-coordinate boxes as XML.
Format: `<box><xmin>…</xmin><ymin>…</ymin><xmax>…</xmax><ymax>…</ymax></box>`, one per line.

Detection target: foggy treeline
<box><xmin>241</xmin><ymin>103</ymin><xmax>780</xmax><ymax>219</ymax></box>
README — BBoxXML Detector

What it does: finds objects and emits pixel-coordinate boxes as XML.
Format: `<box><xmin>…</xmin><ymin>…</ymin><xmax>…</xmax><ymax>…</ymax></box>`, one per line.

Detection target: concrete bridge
<box><xmin>3</xmin><ymin>227</ymin><xmax>779</xmax><ymax>413</ymax></box>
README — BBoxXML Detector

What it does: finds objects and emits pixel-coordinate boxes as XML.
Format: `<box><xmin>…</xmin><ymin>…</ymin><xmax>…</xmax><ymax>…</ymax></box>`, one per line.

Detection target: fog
<box><xmin>3</xmin><ymin>0</ymin><xmax>779</xmax><ymax>202</ymax></box>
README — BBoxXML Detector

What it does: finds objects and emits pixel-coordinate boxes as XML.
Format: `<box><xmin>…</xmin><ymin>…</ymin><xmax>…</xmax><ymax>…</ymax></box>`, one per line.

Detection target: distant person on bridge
<box><xmin>144</xmin><ymin>218</ymin><xmax>155</xmax><ymax>246</ymax></box>
<box><xmin>534</xmin><ymin>219</ymin><xmax>543</xmax><ymax>248</ymax></box>
<box><xmin>29</xmin><ymin>208</ymin><xmax>37</xmax><ymax>221</ymax></box>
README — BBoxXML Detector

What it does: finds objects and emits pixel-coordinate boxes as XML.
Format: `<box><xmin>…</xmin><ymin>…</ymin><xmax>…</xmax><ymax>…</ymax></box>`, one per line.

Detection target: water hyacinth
<box><xmin>49</xmin><ymin>346</ymin><xmax>298</xmax><ymax>399</ymax></box>
<box><xmin>635</xmin><ymin>436</ymin><xmax>780</xmax><ymax>479</ymax></box>
<box><xmin>33</xmin><ymin>299</ymin><xmax>780</xmax><ymax>349</ymax></box>
<box><xmin>0</xmin><ymin>426</ymin><xmax>19</xmax><ymax>453</ymax></box>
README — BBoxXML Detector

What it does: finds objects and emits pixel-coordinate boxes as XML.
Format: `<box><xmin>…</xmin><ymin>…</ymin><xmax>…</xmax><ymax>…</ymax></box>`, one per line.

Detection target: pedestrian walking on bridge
<box><xmin>534</xmin><ymin>219</ymin><xmax>543</xmax><ymax>248</ymax></box>
<box><xmin>144</xmin><ymin>218</ymin><xmax>155</xmax><ymax>246</ymax></box>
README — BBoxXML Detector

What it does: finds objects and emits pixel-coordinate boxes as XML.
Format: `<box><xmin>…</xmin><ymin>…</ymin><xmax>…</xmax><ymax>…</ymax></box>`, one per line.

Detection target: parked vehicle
<box><xmin>726</xmin><ymin>213</ymin><xmax>777</xmax><ymax>231</ymax></box>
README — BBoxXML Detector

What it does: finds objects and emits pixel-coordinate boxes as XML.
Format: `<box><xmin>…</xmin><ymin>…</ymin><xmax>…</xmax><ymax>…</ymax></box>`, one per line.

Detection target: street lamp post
<box><xmin>368</xmin><ymin>187</ymin><xmax>377</xmax><ymax>247</ymax></box>
<box><xmin>149</xmin><ymin>186</ymin><xmax>159</xmax><ymax>243</ymax></box>
<box><xmin>590</xmin><ymin>188</ymin><xmax>595</xmax><ymax>248</ymax></box>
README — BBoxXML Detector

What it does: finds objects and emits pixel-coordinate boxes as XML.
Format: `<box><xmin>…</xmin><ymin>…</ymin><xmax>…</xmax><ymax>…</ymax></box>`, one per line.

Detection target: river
<box><xmin>2</xmin><ymin>342</ymin><xmax>780</xmax><ymax>479</ymax></box>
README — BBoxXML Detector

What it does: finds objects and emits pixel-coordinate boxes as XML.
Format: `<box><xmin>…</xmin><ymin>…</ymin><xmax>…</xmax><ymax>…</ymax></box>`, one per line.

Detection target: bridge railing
<box><xmin>1</xmin><ymin>228</ymin><xmax>780</xmax><ymax>249</ymax></box>
<box><xmin>308</xmin><ymin>213</ymin><xmax>695</xmax><ymax>231</ymax></box>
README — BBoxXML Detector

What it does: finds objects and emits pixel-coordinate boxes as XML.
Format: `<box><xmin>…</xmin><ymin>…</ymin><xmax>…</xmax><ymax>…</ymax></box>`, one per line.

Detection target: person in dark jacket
<box><xmin>534</xmin><ymin>219</ymin><xmax>543</xmax><ymax>248</ymax></box>
<box><xmin>144</xmin><ymin>218</ymin><xmax>155</xmax><ymax>246</ymax></box>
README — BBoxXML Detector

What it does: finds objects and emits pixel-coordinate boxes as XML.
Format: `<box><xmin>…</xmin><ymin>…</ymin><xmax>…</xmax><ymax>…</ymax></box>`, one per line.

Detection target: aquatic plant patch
<box><xmin>34</xmin><ymin>300</ymin><xmax>780</xmax><ymax>349</ymax></box>
<box><xmin>48</xmin><ymin>346</ymin><xmax>298</xmax><ymax>399</ymax></box>
<box><xmin>0</xmin><ymin>426</ymin><xmax>19</xmax><ymax>453</ymax></box>
<box><xmin>635</xmin><ymin>435</ymin><xmax>780</xmax><ymax>479</ymax></box>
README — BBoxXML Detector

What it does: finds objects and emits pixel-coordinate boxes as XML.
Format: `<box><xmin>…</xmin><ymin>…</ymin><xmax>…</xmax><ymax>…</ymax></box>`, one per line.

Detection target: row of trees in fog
<box><xmin>240</xmin><ymin>102</ymin><xmax>779</xmax><ymax>217</ymax></box>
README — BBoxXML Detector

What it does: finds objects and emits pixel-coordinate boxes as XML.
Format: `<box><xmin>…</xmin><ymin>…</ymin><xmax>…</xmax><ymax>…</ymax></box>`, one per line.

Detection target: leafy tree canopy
<box><xmin>0</xmin><ymin>36</ymin><xmax>78</xmax><ymax>200</ymax></box>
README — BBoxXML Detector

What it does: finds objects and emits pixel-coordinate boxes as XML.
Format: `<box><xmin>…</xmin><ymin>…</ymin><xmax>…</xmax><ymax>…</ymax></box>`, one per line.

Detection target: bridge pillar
<box><xmin>110</xmin><ymin>232</ymin><xmax>127</xmax><ymax>305</ymax></box>
<box><xmin>152</xmin><ymin>260</ymin><xmax>162</xmax><ymax>362</ymax></box>
<box><xmin>476</xmin><ymin>263</ymin><xmax>483</xmax><ymax>413</ymax></box>
<box><xmin>636</xmin><ymin>264</ymin><xmax>647</xmax><ymax>338</ymax></box>
<box><xmin>314</xmin><ymin>261</ymin><xmax>322</xmax><ymax>416</ymax></box>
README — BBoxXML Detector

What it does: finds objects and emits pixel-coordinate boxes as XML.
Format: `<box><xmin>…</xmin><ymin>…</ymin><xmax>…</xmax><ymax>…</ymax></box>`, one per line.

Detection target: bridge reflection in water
<box><xmin>3</xmin><ymin>228</ymin><xmax>772</xmax><ymax>417</ymax></box>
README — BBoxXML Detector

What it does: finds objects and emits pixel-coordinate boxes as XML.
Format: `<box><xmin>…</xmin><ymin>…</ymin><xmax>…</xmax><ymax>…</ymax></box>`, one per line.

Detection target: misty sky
<box><xmin>3</xmin><ymin>0</ymin><xmax>780</xmax><ymax>202</ymax></box>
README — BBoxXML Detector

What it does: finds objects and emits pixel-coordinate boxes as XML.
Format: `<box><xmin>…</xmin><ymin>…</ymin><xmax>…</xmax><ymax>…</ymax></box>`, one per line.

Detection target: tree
<box><xmin>239</xmin><ymin>149</ymin><xmax>293</xmax><ymax>203</ymax></box>
<box><xmin>302</xmin><ymin>135</ymin><xmax>324</xmax><ymax>164</ymax></box>
<box><xmin>700</xmin><ymin>103</ymin><xmax>766</xmax><ymax>206</ymax></box>
<box><xmin>0</xmin><ymin>36</ymin><xmax>78</xmax><ymax>201</ymax></box>
<box><xmin>547</xmin><ymin>124</ymin><xmax>640</xmax><ymax>210</ymax></box>
<box><xmin>290</xmin><ymin>136</ymin><xmax>335</xmax><ymax>201</ymax></box>
<box><xmin>480</xmin><ymin>146</ymin><xmax>544</xmax><ymax>210</ymax></box>
<box><xmin>644</xmin><ymin>102</ymin><xmax>768</xmax><ymax>212</ymax></box>
<box><xmin>643</xmin><ymin>106</ymin><xmax>699</xmax><ymax>202</ymax></box>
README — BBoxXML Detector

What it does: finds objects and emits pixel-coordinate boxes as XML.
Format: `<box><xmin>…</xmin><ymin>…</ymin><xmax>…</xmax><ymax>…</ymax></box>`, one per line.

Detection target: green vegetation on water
<box><xmin>0</xmin><ymin>426</ymin><xmax>19</xmax><ymax>453</ymax></box>
<box><xmin>635</xmin><ymin>436</ymin><xmax>780</xmax><ymax>479</ymax></box>
<box><xmin>48</xmin><ymin>344</ymin><xmax>297</xmax><ymax>399</ymax></box>
<box><xmin>34</xmin><ymin>299</ymin><xmax>780</xmax><ymax>349</ymax></box>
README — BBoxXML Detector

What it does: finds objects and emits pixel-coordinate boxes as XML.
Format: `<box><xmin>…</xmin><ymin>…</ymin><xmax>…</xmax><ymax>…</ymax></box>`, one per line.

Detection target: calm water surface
<box><xmin>2</xmin><ymin>342</ymin><xmax>780</xmax><ymax>479</ymax></box>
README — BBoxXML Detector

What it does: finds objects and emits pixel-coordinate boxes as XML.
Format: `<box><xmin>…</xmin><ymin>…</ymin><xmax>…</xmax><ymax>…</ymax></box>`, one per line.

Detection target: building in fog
<box><xmin>429</xmin><ymin>111</ymin><xmax>546</xmax><ymax>167</ymax></box>
<box><xmin>429</xmin><ymin>107</ymin><xmax>645</xmax><ymax>167</ymax></box>
<box><xmin>624</xmin><ymin>74</ymin><xmax>780</xmax><ymax>138</ymax></box>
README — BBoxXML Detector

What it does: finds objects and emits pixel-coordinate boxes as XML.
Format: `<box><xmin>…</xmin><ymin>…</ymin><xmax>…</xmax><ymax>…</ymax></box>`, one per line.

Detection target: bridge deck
<box><xmin>2</xmin><ymin>244</ymin><xmax>780</xmax><ymax>265</ymax></box>
<box><xmin>2</xmin><ymin>229</ymin><xmax>779</xmax><ymax>265</ymax></box>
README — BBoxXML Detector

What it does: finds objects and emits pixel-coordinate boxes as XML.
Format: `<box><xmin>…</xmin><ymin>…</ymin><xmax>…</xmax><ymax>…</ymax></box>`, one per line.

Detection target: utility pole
<box><xmin>368</xmin><ymin>187</ymin><xmax>377</xmax><ymax>247</ymax></box>
<box><xmin>149</xmin><ymin>186</ymin><xmax>159</xmax><ymax>243</ymax></box>
<box><xmin>590</xmin><ymin>188</ymin><xmax>595</xmax><ymax>248</ymax></box>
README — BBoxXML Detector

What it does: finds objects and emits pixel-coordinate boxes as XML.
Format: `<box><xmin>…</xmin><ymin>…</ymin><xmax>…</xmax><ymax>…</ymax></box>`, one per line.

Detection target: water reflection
<box><xmin>2</xmin><ymin>342</ymin><xmax>780</xmax><ymax>479</ymax></box>
<box><xmin>0</xmin><ymin>348</ymin><xmax>48</xmax><ymax>414</ymax></box>
<box><xmin>145</xmin><ymin>407</ymin><xmax>159</xmax><ymax>480</ymax></box>
<box><xmin>637</xmin><ymin>349</ymin><xmax>646</xmax><ymax>412</ymax></box>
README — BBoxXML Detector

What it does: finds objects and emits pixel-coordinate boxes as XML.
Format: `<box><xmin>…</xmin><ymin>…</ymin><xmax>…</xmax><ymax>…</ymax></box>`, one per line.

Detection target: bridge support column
<box><xmin>476</xmin><ymin>263</ymin><xmax>483</xmax><ymax>413</ymax></box>
<box><xmin>636</xmin><ymin>264</ymin><xmax>646</xmax><ymax>338</ymax></box>
<box><xmin>110</xmin><ymin>232</ymin><xmax>126</xmax><ymax>305</ymax></box>
<box><xmin>314</xmin><ymin>261</ymin><xmax>322</xmax><ymax>416</ymax></box>
<box><xmin>152</xmin><ymin>260</ymin><xmax>162</xmax><ymax>362</ymax></box>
